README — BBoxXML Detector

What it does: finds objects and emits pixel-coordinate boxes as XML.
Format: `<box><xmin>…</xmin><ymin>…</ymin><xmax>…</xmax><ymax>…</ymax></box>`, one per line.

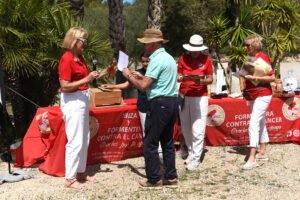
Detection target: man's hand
<box><xmin>122</xmin><ymin>68</ymin><xmax>131</xmax><ymax>77</ymax></box>
<box><xmin>132</xmin><ymin>71</ymin><xmax>143</xmax><ymax>79</ymax></box>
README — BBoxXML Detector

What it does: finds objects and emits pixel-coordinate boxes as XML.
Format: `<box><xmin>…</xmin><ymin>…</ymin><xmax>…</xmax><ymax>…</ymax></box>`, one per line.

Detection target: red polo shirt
<box><xmin>59</xmin><ymin>51</ymin><xmax>89</xmax><ymax>91</ymax></box>
<box><xmin>178</xmin><ymin>53</ymin><xmax>213</xmax><ymax>96</ymax></box>
<box><xmin>245</xmin><ymin>52</ymin><xmax>274</xmax><ymax>98</ymax></box>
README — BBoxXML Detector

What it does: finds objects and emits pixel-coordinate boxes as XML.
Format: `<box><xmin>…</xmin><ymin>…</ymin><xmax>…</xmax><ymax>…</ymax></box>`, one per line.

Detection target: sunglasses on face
<box><xmin>78</xmin><ymin>38</ymin><xmax>87</xmax><ymax>43</ymax></box>
<box><xmin>244</xmin><ymin>43</ymin><xmax>251</xmax><ymax>47</ymax></box>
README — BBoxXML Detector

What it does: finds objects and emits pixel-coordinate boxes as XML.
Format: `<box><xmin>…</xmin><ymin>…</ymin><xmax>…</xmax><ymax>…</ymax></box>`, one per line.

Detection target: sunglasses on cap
<box><xmin>78</xmin><ymin>38</ymin><xmax>87</xmax><ymax>43</ymax></box>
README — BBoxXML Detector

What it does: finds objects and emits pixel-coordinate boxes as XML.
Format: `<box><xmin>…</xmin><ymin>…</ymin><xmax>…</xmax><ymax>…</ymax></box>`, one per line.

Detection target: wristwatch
<box><xmin>127</xmin><ymin>74</ymin><xmax>131</xmax><ymax>80</ymax></box>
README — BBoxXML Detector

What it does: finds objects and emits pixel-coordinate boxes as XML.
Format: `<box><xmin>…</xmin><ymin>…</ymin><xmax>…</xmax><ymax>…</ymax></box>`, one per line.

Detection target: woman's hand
<box><xmin>86</xmin><ymin>71</ymin><xmax>98</xmax><ymax>83</ymax></box>
<box><xmin>60</xmin><ymin>71</ymin><xmax>98</xmax><ymax>93</ymax></box>
<box><xmin>244</xmin><ymin>75</ymin><xmax>255</xmax><ymax>81</ymax></box>
<box><xmin>245</xmin><ymin>74</ymin><xmax>275</xmax><ymax>83</ymax></box>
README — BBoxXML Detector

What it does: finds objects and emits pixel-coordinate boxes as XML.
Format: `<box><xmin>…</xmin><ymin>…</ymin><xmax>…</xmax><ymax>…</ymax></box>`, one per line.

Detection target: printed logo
<box><xmin>207</xmin><ymin>105</ymin><xmax>225</xmax><ymax>126</ymax></box>
<box><xmin>36</xmin><ymin>112</ymin><xmax>51</xmax><ymax>134</ymax></box>
<box><xmin>286</xmin><ymin>130</ymin><xmax>293</xmax><ymax>138</ymax></box>
<box><xmin>282</xmin><ymin>97</ymin><xmax>300</xmax><ymax>121</ymax></box>
<box><xmin>293</xmin><ymin>129</ymin><xmax>300</xmax><ymax>137</ymax></box>
<box><xmin>89</xmin><ymin>116</ymin><xmax>99</xmax><ymax>139</ymax></box>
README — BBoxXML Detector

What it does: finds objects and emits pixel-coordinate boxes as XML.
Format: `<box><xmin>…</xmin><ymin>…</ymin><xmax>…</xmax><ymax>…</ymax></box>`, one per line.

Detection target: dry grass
<box><xmin>0</xmin><ymin>143</ymin><xmax>299</xmax><ymax>200</ymax></box>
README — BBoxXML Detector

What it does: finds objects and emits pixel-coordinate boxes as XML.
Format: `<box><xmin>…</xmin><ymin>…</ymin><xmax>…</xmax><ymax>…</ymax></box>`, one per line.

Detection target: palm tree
<box><xmin>253</xmin><ymin>0</ymin><xmax>300</xmax><ymax>77</ymax></box>
<box><xmin>0</xmin><ymin>0</ymin><xmax>48</xmax><ymax>136</ymax></box>
<box><xmin>148</xmin><ymin>0</ymin><xmax>162</xmax><ymax>29</ymax></box>
<box><xmin>65</xmin><ymin>0</ymin><xmax>85</xmax><ymax>19</ymax></box>
<box><xmin>107</xmin><ymin>0</ymin><xmax>128</xmax><ymax>98</ymax></box>
<box><xmin>0</xmin><ymin>0</ymin><xmax>112</xmax><ymax>137</ymax></box>
<box><xmin>207</xmin><ymin>14</ymin><xmax>231</xmax><ymax>92</ymax></box>
<box><xmin>108</xmin><ymin>0</ymin><xmax>126</xmax><ymax>59</ymax></box>
<box><xmin>223</xmin><ymin>7</ymin><xmax>255</xmax><ymax>48</ymax></box>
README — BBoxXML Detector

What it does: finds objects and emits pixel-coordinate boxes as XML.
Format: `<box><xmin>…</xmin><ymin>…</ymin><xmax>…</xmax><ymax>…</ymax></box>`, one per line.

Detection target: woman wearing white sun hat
<box><xmin>177</xmin><ymin>34</ymin><xmax>213</xmax><ymax>171</ymax></box>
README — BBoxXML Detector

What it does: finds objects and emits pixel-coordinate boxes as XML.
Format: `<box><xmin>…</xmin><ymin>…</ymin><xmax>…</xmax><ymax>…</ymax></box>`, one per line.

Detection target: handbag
<box><xmin>242</xmin><ymin>88</ymin><xmax>259</xmax><ymax>100</ymax></box>
<box><xmin>242</xmin><ymin>84</ymin><xmax>270</xmax><ymax>100</ymax></box>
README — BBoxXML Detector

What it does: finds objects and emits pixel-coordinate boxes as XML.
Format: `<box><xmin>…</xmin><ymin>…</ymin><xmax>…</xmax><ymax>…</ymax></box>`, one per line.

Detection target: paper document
<box><xmin>117</xmin><ymin>51</ymin><xmax>129</xmax><ymax>72</ymax></box>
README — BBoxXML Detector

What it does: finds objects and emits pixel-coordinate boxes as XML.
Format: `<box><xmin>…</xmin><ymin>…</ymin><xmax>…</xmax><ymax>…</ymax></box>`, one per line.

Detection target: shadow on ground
<box><xmin>227</xmin><ymin>146</ymin><xmax>249</xmax><ymax>161</ymax></box>
<box><xmin>86</xmin><ymin>162</ymin><xmax>146</xmax><ymax>179</ymax></box>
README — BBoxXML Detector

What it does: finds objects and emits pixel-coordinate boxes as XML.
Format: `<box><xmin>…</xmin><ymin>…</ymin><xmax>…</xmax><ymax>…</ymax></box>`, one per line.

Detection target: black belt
<box><xmin>150</xmin><ymin>97</ymin><xmax>177</xmax><ymax>102</ymax></box>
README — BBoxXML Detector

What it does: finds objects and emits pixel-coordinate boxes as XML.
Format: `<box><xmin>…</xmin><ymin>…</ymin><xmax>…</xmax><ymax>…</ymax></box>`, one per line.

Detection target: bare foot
<box><xmin>77</xmin><ymin>173</ymin><xmax>98</xmax><ymax>183</ymax></box>
<box><xmin>65</xmin><ymin>179</ymin><xmax>87</xmax><ymax>190</ymax></box>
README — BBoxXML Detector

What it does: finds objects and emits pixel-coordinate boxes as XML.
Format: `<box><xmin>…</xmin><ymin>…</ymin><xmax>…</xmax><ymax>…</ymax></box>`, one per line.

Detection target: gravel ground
<box><xmin>0</xmin><ymin>143</ymin><xmax>299</xmax><ymax>200</ymax></box>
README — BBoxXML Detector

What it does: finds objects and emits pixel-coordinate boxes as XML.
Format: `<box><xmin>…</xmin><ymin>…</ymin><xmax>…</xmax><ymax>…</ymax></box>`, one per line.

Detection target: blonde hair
<box><xmin>63</xmin><ymin>27</ymin><xmax>88</xmax><ymax>50</ymax></box>
<box><xmin>245</xmin><ymin>34</ymin><xmax>262</xmax><ymax>51</ymax></box>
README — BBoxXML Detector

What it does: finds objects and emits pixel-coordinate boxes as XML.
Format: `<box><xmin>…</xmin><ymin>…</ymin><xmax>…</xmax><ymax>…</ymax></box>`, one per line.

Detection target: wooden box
<box><xmin>89</xmin><ymin>88</ymin><xmax>123</xmax><ymax>109</ymax></box>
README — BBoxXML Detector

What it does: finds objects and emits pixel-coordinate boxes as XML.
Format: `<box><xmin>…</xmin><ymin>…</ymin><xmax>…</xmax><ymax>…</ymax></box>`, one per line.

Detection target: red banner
<box><xmin>87</xmin><ymin>107</ymin><xmax>143</xmax><ymax>164</ymax></box>
<box><xmin>206</xmin><ymin>96</ymin><xmax>300</xmax><ymax>146</ymax></box>
<box><xmin>15</xmin><ymin>101</ymin><xmax>143</xmax><ymax>177</ymax></box>
<box><xmin>14</xmin><ymin>96</ymin><xmax>300</xmax><ymax>177</ymax></box>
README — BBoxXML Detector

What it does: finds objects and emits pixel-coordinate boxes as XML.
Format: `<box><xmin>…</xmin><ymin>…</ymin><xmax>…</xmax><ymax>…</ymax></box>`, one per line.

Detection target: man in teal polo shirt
<box><xmin>122</xmin><ymin>29</ymin><xmax>179</xmax><ymax>188</ymax></box>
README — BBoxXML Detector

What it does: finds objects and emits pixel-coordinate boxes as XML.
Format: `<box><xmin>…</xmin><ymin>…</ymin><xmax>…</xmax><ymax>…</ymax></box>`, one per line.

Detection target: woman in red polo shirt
<box><xmin>177</xmin><ymin>34</ymin><xmax>213</xmax><ymax>171</ymax></box>
<box><xmin>242</xmin><ymin>34</ymin><xmax>275</xmax><ymax>170</ymax></box>
<box><xmin>59</xmin><ymin>27</ymin><xmax>109</xmax><ymax>190</ymax></box>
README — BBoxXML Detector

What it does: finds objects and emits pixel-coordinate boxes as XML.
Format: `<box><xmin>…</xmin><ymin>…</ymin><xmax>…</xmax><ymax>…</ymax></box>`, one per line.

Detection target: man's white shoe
<box><xmin>186</xmin><ymin>160</ymin><xmax>200</xmax><ymax>171</ymax></box>
<box><xmin>242</xmin><ymin>161</ymin><xmax>259</xmax><ymax>170</ymax></box>
<box><xmin>255</xmin><ymin>154</ymin><xmax>269</xmax><ymax>161</ymax></box>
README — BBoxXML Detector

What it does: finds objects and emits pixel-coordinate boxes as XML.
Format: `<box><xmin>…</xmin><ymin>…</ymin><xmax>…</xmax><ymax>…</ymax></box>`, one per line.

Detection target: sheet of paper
<box><xmin>117</xmin><ymin>51</ymin><xmax>129</xmax><ymax>72</ymax></box>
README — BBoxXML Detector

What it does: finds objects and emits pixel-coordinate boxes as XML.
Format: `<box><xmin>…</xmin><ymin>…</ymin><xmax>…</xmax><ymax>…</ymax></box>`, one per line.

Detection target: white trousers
<box><xmin>248</xmin><ymin>95</ymin><xmax>272</xmax><ymax>147</ymax></box>
<box><xmin>179</xmin><ymin>96</ymin><xmax>208</xmax><ymax>161</ymax></box>
<box><xmin>138</xmin><ymin>111</ymin><xmax>146</xmax><ymax>137</ymax></box>
<box><xmin>60</xmin><ymin>90</ymin><xmax>90</xmax><ymax>179</ymax></box>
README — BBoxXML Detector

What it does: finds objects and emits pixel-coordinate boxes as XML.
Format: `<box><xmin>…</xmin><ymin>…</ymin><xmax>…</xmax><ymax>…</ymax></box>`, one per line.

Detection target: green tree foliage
<box><xmin>0</xmin><ymin>0</ymin><xmax>112</xmax><ymax>138</ymax></box>
<box><xmin>223</xmin><ymin>8</ymin><xmax>255</xmax><ymax>47</ymax></box>
<box><xmin>123</xmin><ymin>0</ymin><xmax>147</xmax><ymax>61</ymax></box>
<box><xmin>207</xmin><ymin>15</ymin><xmax>231</xmax><ymax>90</ymax></box>
<box><xmin>253</xmin><ymin>0</ymin><xmax>300</xmax><ymax>77</ymax></box>
<box><xmin>84</xmin><ymin>0</ymin><xmax>147</xmax><ymax>61</ymax></box>
<box><xmin>161</xmin><ymin>0</ymin><xmax>225</xmax><ymax>57</ymax></box>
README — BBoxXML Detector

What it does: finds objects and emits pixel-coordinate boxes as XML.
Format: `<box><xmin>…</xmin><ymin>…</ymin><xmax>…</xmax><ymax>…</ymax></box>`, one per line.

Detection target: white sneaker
<box><xmin>186</xmin><ymin>160</ymin><xmax>200</xmax><ymax>171</ymax></box>
<box><xmin>184</xmin><ymin>155</ymin><xmax>192</xmax><ymax>165</ymax></box>
<box><xmin>255</xmin><ymin>154</ymin><xmax>269</xmax><ymax>161</ymax></box>
<box><xmin>242</xmin><ymin>161</ymin><xmax>259</xmax><ymax>170</ymax></box>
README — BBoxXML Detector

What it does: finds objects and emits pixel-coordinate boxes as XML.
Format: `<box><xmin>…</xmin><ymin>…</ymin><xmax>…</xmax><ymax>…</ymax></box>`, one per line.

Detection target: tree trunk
<box><xmin>67</xmin><ymin>0</ymin><xmax>84</xmax><ymax>19</ymax></box>
<box><xmin>148</xmin><ymin>0</ymin><xmax>162</xmax><ymax>29</ymax></box>
<box><xmin>108</xmin><ymin>0</ymin><xmax>126</xmax><ymax>59</ymax></box>
<box><xmin>108</xmin><ymin>0</ymin><xmax>128</xmax><ymax>97</ymax></box>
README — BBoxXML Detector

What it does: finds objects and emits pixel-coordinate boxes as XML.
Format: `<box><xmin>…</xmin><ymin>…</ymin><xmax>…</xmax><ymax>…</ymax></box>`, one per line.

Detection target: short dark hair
<box><xmin>140</xmin><ymin>52</ymin><xmax>149</xmax><ymax>59</ymax></box>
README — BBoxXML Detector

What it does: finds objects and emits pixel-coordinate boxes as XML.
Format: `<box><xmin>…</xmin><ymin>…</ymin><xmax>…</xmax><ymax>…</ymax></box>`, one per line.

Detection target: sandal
<box><xmin>65</xmin><ymin>179</ymin><xmax>87</xmax><ymax>190</ymax></box>
<box><xmin>76</xmin><ymin>173</ymin><xmax>98</xmax><ymax>183</ymax></box>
